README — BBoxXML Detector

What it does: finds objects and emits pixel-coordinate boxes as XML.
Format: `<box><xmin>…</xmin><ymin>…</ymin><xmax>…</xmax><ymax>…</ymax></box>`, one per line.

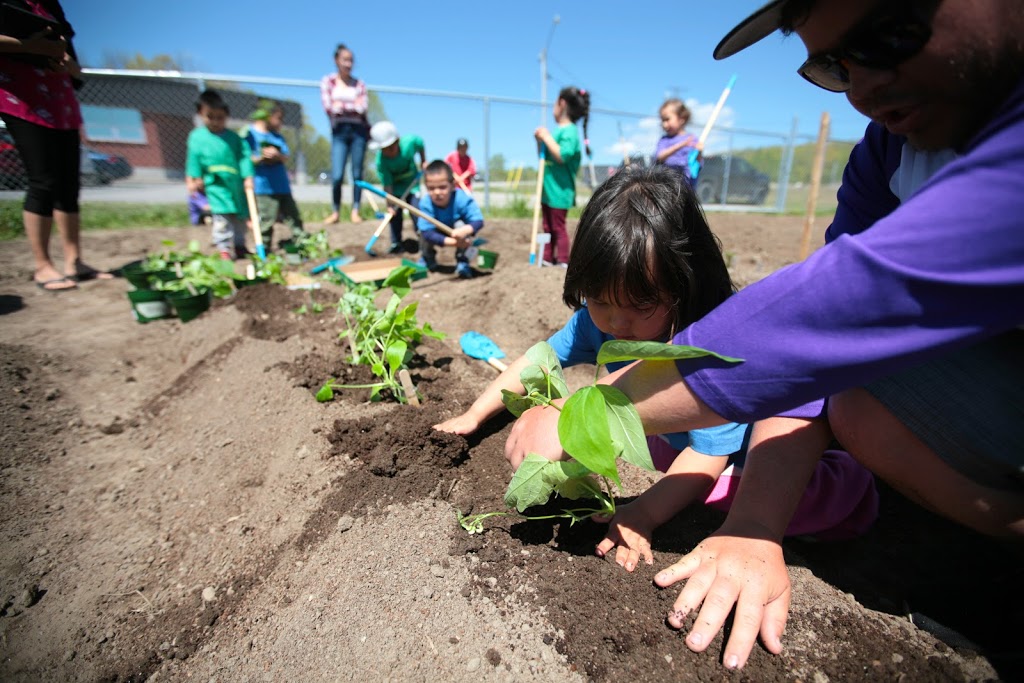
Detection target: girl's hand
<box><xmin>533</xmin><ymin>126</ymin><xmax>549</xmax><ymax>142</ymax></box>
<box><xmin>594</xmin><ymin>501</ymin><xmax>655</xmax><ymax>572</ymax></box>
<box><xmin>434</xmin><ymin>412</ymin><xmax>482</xmax><ymax>435</ymax></box>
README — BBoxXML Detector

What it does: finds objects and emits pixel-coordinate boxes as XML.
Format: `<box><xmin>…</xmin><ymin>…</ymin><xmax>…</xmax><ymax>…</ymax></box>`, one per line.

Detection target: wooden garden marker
<box><xmin>398</xmin><ymin>369</ymin><xmax>421</xmax><ymax>407</ymax></box>
<box><xmin>799</xmin><ymin>111</ymin><xmax>831</xmax><ymax>261</ymax></box>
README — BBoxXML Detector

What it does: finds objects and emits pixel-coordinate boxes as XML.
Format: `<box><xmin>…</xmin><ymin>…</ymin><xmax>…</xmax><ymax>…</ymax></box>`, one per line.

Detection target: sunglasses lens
<box><xmin>798</xmin><ymin>58</ymin><xmax>850</xmax><ymax>93</ymax></box>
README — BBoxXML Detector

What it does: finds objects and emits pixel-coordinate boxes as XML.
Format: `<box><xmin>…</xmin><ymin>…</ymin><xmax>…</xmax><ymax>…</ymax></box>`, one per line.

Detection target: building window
<box><xmin>81</xmin><ymin>106</ymin><xmax>147</xmax><ymax>144</ymax></box>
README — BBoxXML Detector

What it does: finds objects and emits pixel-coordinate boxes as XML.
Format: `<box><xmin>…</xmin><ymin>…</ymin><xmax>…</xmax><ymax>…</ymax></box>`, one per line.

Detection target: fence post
<box><xmin>721</xmin><ymin>131</ymin><xmax>734</xmax><ymax>206</ymax></box>
<box><xmin>799</xmin><ymin>111</ymin><xmax>830</xmax><ymax>259</ymax></box>
<box><xmin>483</xmin><ymin>96</ymin><xmax>491</xmax><ymax>212</ymax></box>
<box><xmin>776</xmin><ymin>116</ymin><xmax>799</xmax><ymax>212</ymax></box>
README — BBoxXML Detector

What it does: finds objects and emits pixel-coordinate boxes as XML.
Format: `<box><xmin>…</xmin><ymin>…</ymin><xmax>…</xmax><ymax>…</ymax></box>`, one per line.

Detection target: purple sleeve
<box><xmin>825</xmin><ymin>123</ymin><xmax>902</xmax><ymax>244</ymax></box>
<box><xmin>674</xmin><ymin>98</ymin><xmax>1024</xmax><ymax>423</ymax></box>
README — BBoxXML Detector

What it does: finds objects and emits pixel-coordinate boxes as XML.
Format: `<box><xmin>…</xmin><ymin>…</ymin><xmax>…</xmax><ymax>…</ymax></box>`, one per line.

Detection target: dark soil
<box><xmin>0</xmin><ymin>214</ymin><xmax>1015</xmax><ymax>682</ymax></box>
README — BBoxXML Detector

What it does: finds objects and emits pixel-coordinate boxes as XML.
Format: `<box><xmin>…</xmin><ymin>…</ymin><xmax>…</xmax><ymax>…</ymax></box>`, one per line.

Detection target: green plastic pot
<box><xmin>126</xmin><ymin>288</ymin><xmax>171</xmax><ymax>323</ymax></box>
<box><xmin>475</xmin><ymin>249</ymin><xmax>499</xmax><ymax>270</ymax></box>
<box><xmin>123</xmin><ymin>263</ymin><xmax>179</xmax><ymax>290</ymax></box>
<box><xmin>234</xmin><ymin>276</ymin><xmax>270</xmax><ymax>289</ymax></box>
<box><xmin>166</xmin><ymin>288</ymin><xmax>212</xmax><ymax>323</ymax></box>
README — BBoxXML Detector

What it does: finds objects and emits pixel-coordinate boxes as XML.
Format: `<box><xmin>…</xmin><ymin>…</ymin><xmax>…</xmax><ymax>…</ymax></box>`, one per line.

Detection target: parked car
<box><xmin>86</xmin><ymin>147</ymin><xmax>133</xmax><ymax>183</ymax></box>
<box><xmin>0</xmin><ymin>127</ymin><xmax>110</xmax><ymax>189</ymax></box>
<box><xmin>695</xmin><ymin>155</ymin><xmax>770</xmax><ymax>205</ymax></box>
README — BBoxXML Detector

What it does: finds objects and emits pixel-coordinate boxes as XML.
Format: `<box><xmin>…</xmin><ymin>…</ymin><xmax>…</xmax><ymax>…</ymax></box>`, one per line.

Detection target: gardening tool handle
<box><xmin>354</xmin><ymin>181</ymin><xmax>454</xmax><ymax>237</ymax></box>
<box><xmin>529</xmin><ymin>147</ymin><xmax>546</xmax><ymax>264</ymax></box>
<box><xmin>486</xmin><ymin>357</ymin><xmax>508</xmax><ymax>372</ymax></box>
<box><xmin>364</xmin><ymin>210</ymin><xmax>396</xmax><ymax>253</ymax></box>
<box><xmin>455</xmin><ymin>174</ymin><xmax>473</xmax><ymax>197</ymax></box>
<box><xmin>244</xmin><ymin>185</ymin><xmax>266</xmax><ymax>260</ymax></box>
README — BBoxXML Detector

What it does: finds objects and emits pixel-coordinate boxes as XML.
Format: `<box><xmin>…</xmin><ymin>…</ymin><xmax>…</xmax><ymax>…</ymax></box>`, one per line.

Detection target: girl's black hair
<box><xmin>334</xmin><ymin>43</ymin><xmax>353</xmax><ymax>60</ymax></box>
<box><xmin>563</xmin><ymin>164</ymin><xmax>735</xmax><ymax>333</ymax></box>
<box><xmin>558</xmin><ymin>86</ymin><xmax>591</xmax><ymax>157</ymax></box>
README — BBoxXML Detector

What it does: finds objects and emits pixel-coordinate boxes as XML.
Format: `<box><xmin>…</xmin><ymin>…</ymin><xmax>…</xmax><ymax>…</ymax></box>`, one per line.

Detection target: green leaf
<box><xmin>382</xmin><ymin>265</ymin><xmax>414</xmax><ymax>297</ymax></box>
<box><xmin>521</xmin><ymin>341</ymin><xmax>568</xmax><ymax>399</ymax></box>
<box><xmin>371</xmin><ymin>361</ymin><xmax>385</xmax><ymax>377</ymax></box>
<box><xmin>385</xmin><ymin>340</ymin><xmax>407</xmax><ymax>376</ymax></box>
<box><xmin>596</xmin><ymin>339</ymin><xmax>744</xmax><ymax>366</ymax></box>
<box><xmin>596</xmin><ymin>385</ymin><xmax>654</xmax><ymax>471</ymax></box>
<box><xmin>552</xmin><ymin>460</ymin><xmax>603</xmax><ymax>500</ymax></box>
<box><xmin>558</xmin><ymin>386</ymin><xmax>621</xmax><ymax>486</ymax></box>
<box><xmin>315</xmin><ymin>383</ymin><xmax>334</xmax><ymax>402</ymax></box>
<box><xmin>503</xmin><ymin>454</ymin><xmax>565</xmax><ymax>512</ymax></box>
<box><xmin>501</xmin><ymin>389</ymin><xmax>538</xmax><ymax>418</ymax></box>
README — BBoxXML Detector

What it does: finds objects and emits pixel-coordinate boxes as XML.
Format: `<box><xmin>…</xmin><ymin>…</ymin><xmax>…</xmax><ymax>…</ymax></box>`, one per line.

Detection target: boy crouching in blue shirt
<box><xmin>416</xmin><ymin>160</ymin><xmax>484</xmax><ymax>278</ymax></box>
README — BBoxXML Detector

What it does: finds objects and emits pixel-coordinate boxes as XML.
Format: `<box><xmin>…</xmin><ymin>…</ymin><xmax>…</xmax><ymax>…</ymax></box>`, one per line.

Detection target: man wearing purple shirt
<box><xmin>506</xmin><ymin>0</ymin><xmax>1024</xmax><ymax>670</ymax></box>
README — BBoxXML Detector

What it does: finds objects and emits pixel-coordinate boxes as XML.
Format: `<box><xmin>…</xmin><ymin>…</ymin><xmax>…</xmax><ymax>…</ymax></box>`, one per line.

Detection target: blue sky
<box><xmin>71</xmin><ymin>0</ymin><xmax>870</xmax><ymax>169</ymax></box>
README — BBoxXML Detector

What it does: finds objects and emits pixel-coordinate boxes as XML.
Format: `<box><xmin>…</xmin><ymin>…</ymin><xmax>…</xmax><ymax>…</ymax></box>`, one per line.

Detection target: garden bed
<box><xmin>0</xmin><ymin>215</ymin><xmax>1017</xmax><ymax>681</ymax></box>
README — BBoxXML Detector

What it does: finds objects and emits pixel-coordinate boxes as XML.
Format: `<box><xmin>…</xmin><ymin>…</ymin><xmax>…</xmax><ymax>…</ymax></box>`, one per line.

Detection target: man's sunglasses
<box><xmin>797</xmin><ymin>3</ymin><xmax>935</xmax><ymax>92</ymax></box>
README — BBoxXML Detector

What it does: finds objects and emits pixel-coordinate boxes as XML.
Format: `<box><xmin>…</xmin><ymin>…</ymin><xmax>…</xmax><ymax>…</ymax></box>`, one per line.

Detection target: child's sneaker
<box><xmin>456</xmin><ymin>262</ymin><xmax>473</xmax><ymax>279</ymax></box>
<box><xmin>416</xmin><ymin>256</ymin><xmax>438</xmax><ymax>272</ymax></box>
<box><xmin>234</xmin><ymin>246</ymin><xmax>252</xmax><ymax>260</ymax></box>
<box><xmin>387</xmin><ymin>242</ymin><xmax>403</xmax><ymax>255</ymax></box>
<box><xmin>219</xmin><ymin>250</ymin><xmax>233</xmax><ymax>261</ymax></box>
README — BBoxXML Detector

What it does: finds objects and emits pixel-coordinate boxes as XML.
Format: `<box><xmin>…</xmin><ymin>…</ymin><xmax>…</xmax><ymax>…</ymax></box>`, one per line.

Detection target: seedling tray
<box><xmin>330</xmin><ymin>258</ymin><xmax>427</xmax><ymax>288</ymax></box>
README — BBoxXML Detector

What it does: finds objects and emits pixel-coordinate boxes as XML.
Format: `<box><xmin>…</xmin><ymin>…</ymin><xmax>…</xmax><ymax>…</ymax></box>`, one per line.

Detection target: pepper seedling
<box><xmin>458</xmin><ymin>339</ymin><xmax>742</xmax><ymax>533</ymax></box>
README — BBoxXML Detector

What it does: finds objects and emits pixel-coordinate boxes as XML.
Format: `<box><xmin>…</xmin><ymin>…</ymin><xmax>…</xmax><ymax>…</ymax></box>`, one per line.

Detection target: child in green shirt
<box><xmin>185</xmin><ymin>89</ymin><xmax>254</xmax><ymax>260</ymax></box>
<box><xmin>369</xmin><ymin>120</ymin><xmax>427</xmax><ymax>254</ymax></box>
<box><xmin>534</xmin><ymin>85</ymin><xmax>590</xmax><ymax>266</ymax></box>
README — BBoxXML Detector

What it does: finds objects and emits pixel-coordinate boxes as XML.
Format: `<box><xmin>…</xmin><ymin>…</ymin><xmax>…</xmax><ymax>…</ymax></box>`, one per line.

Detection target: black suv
<box><xmin>695</xmin><ymin>155</ymin><xmax>770</xmax><ymax>205</ymax></box>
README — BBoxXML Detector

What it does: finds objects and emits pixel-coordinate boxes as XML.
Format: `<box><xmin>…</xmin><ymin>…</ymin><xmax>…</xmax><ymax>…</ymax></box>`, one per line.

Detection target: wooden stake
<box><xmin>529</xmin><ymin>150</ymin><xmax>547</xmax><ymax>264</ymax></box>
<box><xmin>799</xmin><ymin>112</ymin><xmax>831</xmax><ymax>261</ymax></box>
<box><xmin>398</xmin><ymin>369</ymin><xmax>421</xmax><ymax>407</ymax></box>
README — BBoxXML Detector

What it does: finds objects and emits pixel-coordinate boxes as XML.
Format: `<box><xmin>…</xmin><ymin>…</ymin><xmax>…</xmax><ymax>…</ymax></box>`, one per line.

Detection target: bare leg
<box><xmin>54</xmin><ymin>209</ymin><xmax>81</xmax><ymax>273</ymax></box>
<box><xmin>55</xmin><ymin>210</ymin><xmax>111</xmax><ymax>279</ymax></box>
<box><xmin>829</xmin><ymin>388</ymin><xmax>1024</xmax><ymax>539</ymax></box>
<box><xmin>25</xmin><ymin>210</ymin><xmax>73</xmax><ymax>288</ymax></box>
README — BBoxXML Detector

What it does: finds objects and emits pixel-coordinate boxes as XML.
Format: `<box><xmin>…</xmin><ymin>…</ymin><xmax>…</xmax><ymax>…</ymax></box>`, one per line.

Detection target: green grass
<box><xmin>0</xmin><ymin>199</ymin><xmax>359</xmax><ymax>240</ymax></box>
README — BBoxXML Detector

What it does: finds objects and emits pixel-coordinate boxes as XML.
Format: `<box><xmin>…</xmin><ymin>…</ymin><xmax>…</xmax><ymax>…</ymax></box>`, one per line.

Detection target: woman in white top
<box><xmin>320</xmin><ymin>43</ymin><xmax>369</xmax><ymax>224</ymax></box>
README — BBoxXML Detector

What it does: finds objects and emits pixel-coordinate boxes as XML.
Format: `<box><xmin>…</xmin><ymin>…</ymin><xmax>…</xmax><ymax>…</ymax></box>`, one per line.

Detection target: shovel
<box><xmin>244</xmin><ymin>185</ymin><xmax>267</xmax><ymax>260</ymax></box>
<box><xmin>364</xmin><ymin>209</ymin><xmax>396</xmax><ymax>257</ymax></box>
<box><xmin>459</xmin><ymin>331</ymin><xmax>508</xmax><ymax>372</ymax></box>
<box><xmin>309</xmin><ymin>254</ymin><xmax>356</xmax><ymax>275</ymax></box>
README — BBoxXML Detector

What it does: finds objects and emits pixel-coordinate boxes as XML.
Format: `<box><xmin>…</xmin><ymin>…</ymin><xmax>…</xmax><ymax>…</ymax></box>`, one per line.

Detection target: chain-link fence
<box><xmin>0</xmin><ymin>69</ymin><xmax>857</xmax><ymax>216</ymax></box>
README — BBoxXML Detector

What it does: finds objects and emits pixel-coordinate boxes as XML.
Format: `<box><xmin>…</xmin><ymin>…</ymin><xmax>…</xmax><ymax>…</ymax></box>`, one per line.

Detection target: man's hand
<box><xmin>243</xmin><ymin>177</ymin><xmax>254</xmax><ymax>191</ymax></box>
<box><xmin>655</xmin><ymin>529</ymin><xmax>790</xmax><ymax>670</ymax></box>
<box><xmin>504</xmin><ymin>403</ymin><xmax>564</xmax><ymax>469</ymax></box>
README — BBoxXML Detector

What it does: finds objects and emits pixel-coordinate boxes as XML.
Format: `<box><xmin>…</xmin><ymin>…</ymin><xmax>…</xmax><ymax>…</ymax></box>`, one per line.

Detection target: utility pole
<box><xmin>539</xmin><ymin>15</ymin><xmax>560</xmax><ymax>125</ymax></box>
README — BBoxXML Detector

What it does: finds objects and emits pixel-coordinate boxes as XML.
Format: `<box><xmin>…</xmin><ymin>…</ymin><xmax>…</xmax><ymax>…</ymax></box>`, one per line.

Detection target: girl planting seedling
<box><xmin>438</xmin><ymin>164</ymin><xmax>879</xmax><ymax>570</ymax></box>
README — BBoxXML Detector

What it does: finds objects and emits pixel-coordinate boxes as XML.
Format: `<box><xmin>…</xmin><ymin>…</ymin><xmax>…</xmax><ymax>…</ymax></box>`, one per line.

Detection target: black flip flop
<box><xmin>36</xmin><ymin>276</ymin><xmax>78</xmax><ymax>292</ymax></box>
<box><xmin>69</xmin><ymin>268</ymin><xmax>114</xmax><ymax>282</ymax></box>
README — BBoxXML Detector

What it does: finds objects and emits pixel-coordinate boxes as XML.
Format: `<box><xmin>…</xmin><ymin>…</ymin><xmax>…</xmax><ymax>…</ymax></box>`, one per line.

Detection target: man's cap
<box><xmin>456</xmin><ymin>138</ymin><xmax>469</xmax><ymax>147</ymax></box>
<box><xmin>368</xmin><ymin>121</ymin><xmax>399</xmax><ymax>150</ymax></box>
<box><xmin>713</xmin><ymin>0</ymin><xmax>786</xmax><ymax>60</ymax></box>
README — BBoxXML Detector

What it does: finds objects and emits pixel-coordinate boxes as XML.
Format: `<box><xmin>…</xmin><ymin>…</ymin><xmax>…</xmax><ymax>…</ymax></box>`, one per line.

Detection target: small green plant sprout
<box><xmin>294</xmin><ymin>230</ymin><xmax>342</xmax><ymax>261</ymax></box>
<box><xmin>152</xmin><ymin>241</ymin><xmax>237</xmax><ymax>298</ymax></box>
<box><xmin>315</xmin><ymin>265</ymin><xmax>445</xmax><ymax>404</ymax></box>
<box><xmin>456</xmin><ymin>339</ymin><xmax>743</xmax><ymax>534</ymax></box>
<box><xmin>143</xmin><ymin>239</ymin><xmax>197</xmax><ymax>272</ymax></box>
<box><xmin>246</xmin><ymin>252</ymin><xmax>287</xmax><ymax>285</ymax></box>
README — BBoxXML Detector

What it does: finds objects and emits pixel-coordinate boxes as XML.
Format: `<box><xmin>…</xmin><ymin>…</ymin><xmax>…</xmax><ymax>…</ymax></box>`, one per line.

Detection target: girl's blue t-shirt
<box><xmin>546</xmin><ymin>308</ymin><xmax>749</xmax><ymax>458</ymax></box>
